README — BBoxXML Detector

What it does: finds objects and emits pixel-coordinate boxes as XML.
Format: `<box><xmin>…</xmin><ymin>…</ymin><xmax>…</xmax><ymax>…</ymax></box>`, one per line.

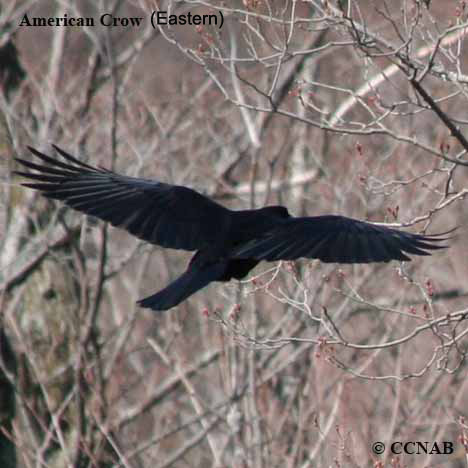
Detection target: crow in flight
<box><xmin>14</xmin><ymin>146</ymin><xmax>450</xmax><ymax>311</ymax></box>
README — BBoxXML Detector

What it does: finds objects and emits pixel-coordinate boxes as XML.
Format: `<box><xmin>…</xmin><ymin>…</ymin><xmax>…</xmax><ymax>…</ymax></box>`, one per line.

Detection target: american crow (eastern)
<box><xmin>14</xmin><ymin>146</ymin><xmax>450</xmax><ymax>311</ymax></box>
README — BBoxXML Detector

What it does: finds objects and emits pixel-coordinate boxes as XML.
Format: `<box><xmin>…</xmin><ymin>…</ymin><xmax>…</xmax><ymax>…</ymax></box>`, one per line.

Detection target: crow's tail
<box><xmin>137</xmin><ymin>262</ymin><xmax>227</xmax><ymax>311</ymax></box>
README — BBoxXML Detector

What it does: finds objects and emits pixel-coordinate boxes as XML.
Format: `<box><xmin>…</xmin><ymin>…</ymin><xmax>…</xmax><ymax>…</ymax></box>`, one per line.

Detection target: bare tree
<box><xmin>1</xmin><ymin>0</ymin><xmax>467</xmax><ymax>466</ymax></box>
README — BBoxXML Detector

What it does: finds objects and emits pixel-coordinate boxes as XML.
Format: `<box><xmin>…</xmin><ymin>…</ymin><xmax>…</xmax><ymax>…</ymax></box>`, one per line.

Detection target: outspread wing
<box><xmin>233</xmin><ymin>215</ymin><xmax>450</xmax><ymax>263</ymax></box>
<box><xmin>14</xmin><ymin>146</ymin><xmax>232</xmax><ymax>251</ymax></box>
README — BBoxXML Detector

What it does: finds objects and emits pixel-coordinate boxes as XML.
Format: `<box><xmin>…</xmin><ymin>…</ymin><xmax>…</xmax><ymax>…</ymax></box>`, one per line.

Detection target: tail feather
<box><xmin>138</xmin><ymin>262</ymin><xmax>227</xmax><ymax>311</ymax></box>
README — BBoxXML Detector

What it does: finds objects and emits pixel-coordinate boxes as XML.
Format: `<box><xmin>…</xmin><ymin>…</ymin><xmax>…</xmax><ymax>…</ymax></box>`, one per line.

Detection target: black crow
<box><xmin>14</xmin><ymin>146</ymin><xmax>450</xmax><ymax>311</ymax></box>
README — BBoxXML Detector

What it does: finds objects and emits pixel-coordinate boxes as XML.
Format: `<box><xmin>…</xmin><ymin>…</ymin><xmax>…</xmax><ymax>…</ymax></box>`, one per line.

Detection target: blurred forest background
<box><xmin>1</xmin><ymin>0</ymin><xmax>468</xmax><ymax>466</ymax></box>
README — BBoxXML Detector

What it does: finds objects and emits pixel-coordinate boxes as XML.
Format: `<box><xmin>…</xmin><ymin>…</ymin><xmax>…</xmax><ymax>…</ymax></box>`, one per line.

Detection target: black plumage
<box><xmin>14</xmin><ymin>146</ymin><xmax>450</xmax><ymax>310</ymax></box>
